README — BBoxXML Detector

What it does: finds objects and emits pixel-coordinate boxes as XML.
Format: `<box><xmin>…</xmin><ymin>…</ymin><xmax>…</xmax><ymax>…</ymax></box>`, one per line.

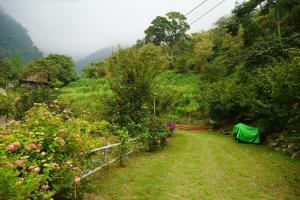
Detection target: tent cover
<box><xmin>233</xmin><ymin>123</ymin><xmax>261</xmax><ymax>144</ymax></box>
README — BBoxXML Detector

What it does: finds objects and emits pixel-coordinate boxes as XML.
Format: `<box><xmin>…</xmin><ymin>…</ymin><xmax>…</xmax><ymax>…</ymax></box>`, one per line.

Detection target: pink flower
<box><xmin>38</xmin><ymin>143</ymin><xmax>43</xmax><ymax>148</ymax></box>
<box><xmin>7</xmin><ymin>144</ymin><xmax>16</xmax><ymax>151</ymax></box>
<box><xmin>15</xmin><ymin>160</ymin><xmax>25</xmax><ymax>167</ymax></box>
<box><xmin>27</xmin><ymin>143</ymin><xmax>36</xmax><ymax>150</ymax></box>
<box><xmin>60</xmin><ymin>139</ymin><xmax>65</xmax><ymax>147</ymax></box>
<box><xmin>33</xmin><ymin>167</ymin><xmax>41</xmax><ymax>173</ymax></box>
<box><xmin>12</xmin><ymin>141</ymin><xmax>21</xmax><ymax>148</ymax></box>
<box><xmin>74</xmin><ymin>176</ymin><xmax>80</xmax><ymax>185</ymax></box>
<box><xmin>58</xmin><ymin>129</ymin><xmax>65</xmax><ymax>133</ymax></box>
<box><xmin>41</xmin><ymin>152</ymin><xmax>46</xmax><ymax>156</ymax></box>
<box><xmin>28</xmin><ymin>166</ymin><xmax>35</xmax><ymax>171</ymax></box>
<box><xmin>41</xmin><ymin>184</ymin><xmax>49</xmax><ymax>190</ymax></box>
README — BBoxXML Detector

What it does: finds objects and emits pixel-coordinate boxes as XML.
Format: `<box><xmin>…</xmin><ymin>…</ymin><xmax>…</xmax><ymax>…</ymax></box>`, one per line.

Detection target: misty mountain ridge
<box><xmin>0</xmin><ymin>7</ymin><xmax>42</xmax><ymax>62</ymax></box>
<box><xmin>76</xmin><ymin>46</ymin><xmax>117</xmax><ymax>72</ymax></box>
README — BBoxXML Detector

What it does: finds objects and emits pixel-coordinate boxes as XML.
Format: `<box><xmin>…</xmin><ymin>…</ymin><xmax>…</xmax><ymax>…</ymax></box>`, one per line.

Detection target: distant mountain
<box><xmin>76</xmin><ymin>46</ymin><xmax>117</xmax><ymax>72</ymax></box>
<box><xmin>0</xmin><ymin>7</ymin><xmax>42</xmax><ymax>62</ymax></box>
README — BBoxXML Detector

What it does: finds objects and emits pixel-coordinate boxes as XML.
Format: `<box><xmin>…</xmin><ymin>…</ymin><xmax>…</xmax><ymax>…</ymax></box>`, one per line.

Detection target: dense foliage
<box><xmin>103</xmin><ymin>44</ymin><xmax>167</xmax><ymax>126</ymax></box>
<box><xmin>0</xmin><ymin>104</ymin><xmax>111</xmax><ymax>199</ymax></box>
<box><xmin>195</xmin><ymin>0</ymin><xmax>300</xmax><ymax>133</ymax></box>
<box><xmin>1</xmin><ymin>0</ymin><xmax>300</xmax><ymax>198</ymax></box>
<box><xmin>22</xmin><ymin>54</ymin><xmax>77</xmax><ymax>87</ymax></box>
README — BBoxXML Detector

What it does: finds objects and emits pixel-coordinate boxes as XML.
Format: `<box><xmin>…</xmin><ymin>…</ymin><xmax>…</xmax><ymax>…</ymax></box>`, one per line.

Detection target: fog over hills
<box><xmin>0</xmin><ymin>0</ymin><xmax>238</xmax><ymax>60</ymax></box>
<box><xmin>0</xmin><ymin>6</ymin><xmax>42</xmax><ymax>62</ymax></box>
<box><xmin>75</xmin><ymin>46</ymin><xmax>117</xmax><ymax>72</ymax></box>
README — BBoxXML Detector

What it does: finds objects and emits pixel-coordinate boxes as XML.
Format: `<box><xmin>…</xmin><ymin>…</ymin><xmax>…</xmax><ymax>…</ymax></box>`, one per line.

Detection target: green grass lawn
<box><xmin>82</xmin><ymin>131</ymin><xmax>300</xmax><ymax>200</ymax></box>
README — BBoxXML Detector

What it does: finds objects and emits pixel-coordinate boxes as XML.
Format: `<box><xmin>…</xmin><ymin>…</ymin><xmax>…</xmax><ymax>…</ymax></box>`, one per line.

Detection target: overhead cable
<box><xmin>185</xmin><ymin>0</ymin><xmax>209</xmax><ymax>16</ymax></box>
<box><xmin>189</xmin><ymin>0</ymin><xmax>226</xmax><ymax>26</ymax></box>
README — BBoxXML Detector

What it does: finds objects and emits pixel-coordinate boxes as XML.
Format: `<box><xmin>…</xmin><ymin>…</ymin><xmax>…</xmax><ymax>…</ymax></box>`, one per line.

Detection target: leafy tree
<box><xmin>0</xmin><ymin>59</ymin><xmax>12</xmax><ymax>88</ymax></box>
<box><xmin>104</xmin><ymin>44</ymin><xmax>167</xmax><ymax>126</ymax></box>
<box><xmin>231</xmin><ymin>0</ymin><xmax>300</xmax><ymax>44</ymax></box>
<box><xmin>246</xmin><ymin>49</ymin><xmax>300</xmax><ymax>131</ymax></box>
<box><xmin>145</xmin><ymin>12</ymin><xmax>189</xmax><ymax>46</ymax></box>
<box><xmin>192</xmin><ymin>32</ymin><xmax>213</xmax><ymax>72</ymax></box>
<box><xmin>0</xmin><ymin>89</ymin><xmax>15</xmax><ymax>118</ymax></box>
<box><xmin>46</xmin><ymin>54</ymin><xmax>77</xmax><ymax>85</ymax></box>
<box><xmin>145</xmin><ymin>12</ymin><xmax>190</xmax><ymax>66</ymax></box>
<box><xmin>22</xmin><ymin>54</ymin><xmax>77</xmax><ymax>86</ymax></box>
<box><xmin>82</xmin><ymin>61</ymin><xmax>106</xmax><ymax>79</ymax></box>
<box><xmin>0</xmin><ymin>59</ymin><xmax>18</xmax><ymax>88</ymax></box>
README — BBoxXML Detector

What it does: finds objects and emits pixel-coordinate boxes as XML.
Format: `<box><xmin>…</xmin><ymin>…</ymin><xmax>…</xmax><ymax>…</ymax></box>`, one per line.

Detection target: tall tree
<box><xmin>145</xmin><ymin>12</ymin><xmax>190</xmax><ymax>66</ymax></box>
<box><xmin>104</xmin><ymin>44</ymin><xmax>167</xmax><ymax>126</ymax></box>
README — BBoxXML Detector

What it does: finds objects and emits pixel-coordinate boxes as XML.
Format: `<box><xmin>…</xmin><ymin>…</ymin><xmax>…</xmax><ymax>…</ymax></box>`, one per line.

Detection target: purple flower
<box><xmin>167</xmin><ymin>122</ymin><xmax>176</xmax><ymax>130</ymax></box>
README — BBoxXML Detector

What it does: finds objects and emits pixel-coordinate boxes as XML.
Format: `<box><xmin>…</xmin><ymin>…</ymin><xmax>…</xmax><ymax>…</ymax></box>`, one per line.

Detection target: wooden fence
<box><xmin>79</xmin><ymin>137</ymin><xmax>144</xmax><ymax>182</ymax></box>
<box><xmin>176</xmin><ymin>124</ymin><xmax>209</xmax><ymax>131</ymax></box>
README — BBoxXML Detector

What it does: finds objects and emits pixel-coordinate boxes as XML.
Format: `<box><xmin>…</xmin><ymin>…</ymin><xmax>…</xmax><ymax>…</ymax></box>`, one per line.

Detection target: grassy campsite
<box><xmin>1</xmin><ymin>0</ymin><xmax>300</xmax><ymax>199</ymax></box>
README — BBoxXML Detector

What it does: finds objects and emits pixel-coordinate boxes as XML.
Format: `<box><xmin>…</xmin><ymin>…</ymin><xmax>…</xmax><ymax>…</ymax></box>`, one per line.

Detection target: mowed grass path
<box><xmin>83</xmin><ymin>131</ymin><xmax>300</xmax><ymax>200</ymax></box>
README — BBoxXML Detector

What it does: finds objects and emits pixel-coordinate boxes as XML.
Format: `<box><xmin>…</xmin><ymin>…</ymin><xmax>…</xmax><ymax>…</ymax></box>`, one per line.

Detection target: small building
<box><xmin>22</xmin><ymin>73</ymin><xmax>49</xmax><ymax>88</ymax></box>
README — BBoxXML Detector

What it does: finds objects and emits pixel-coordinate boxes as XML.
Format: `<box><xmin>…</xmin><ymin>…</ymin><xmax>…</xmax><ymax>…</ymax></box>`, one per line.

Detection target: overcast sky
<box><xmin>0</xmin><ymin>0</ymin><xmax>241</xmax><ymax>60</ymax></box>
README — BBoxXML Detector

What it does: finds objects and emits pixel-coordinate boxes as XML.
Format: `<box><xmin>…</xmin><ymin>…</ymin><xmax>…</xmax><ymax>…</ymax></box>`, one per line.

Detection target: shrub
<box><xmin>0</xmin><ymin>103</ymin><xmax>108</xmax><ymax>199</ymax></box>
<box><xmin>0</xmin><ymin>89</ymin><xmax>16</xmax><ymax>118</ymax></box>
<box><xmin>15</xmin><ymin>86</ymin><xmax>59</xmax><ymax>119</ymax></box>
<box><xmin>142</xmin><ymin>117</ymin><xmax>169</xmax><ymax>151</ymax></box>
<box><xmin>82</xmin><ymin>61</ymin><xmax>106</xmax><ymax>79</ymax></box>
<box><xmin>105</xmin><ymin>44</ymin><xmax>167</xmax><ymax>126</ymax></box>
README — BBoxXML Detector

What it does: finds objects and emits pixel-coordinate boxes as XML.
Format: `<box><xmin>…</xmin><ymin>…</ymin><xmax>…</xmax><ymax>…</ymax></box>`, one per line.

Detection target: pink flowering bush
<box><xmin>0</xmin><ymin>103</ymin><xmax>110</xmax><ymax>199</ymax></box>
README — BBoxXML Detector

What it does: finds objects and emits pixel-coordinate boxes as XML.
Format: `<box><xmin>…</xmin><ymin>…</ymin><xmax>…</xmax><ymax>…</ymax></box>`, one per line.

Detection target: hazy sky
<box><xmin>0</xmin><ymin>0</ymin><xmax>241</xmax><ymax>60</ymax></box>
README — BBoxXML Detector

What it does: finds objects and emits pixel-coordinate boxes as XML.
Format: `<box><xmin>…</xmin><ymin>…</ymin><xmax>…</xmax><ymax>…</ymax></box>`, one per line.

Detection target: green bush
<box><xmin>142</xmin><ymin>117</ymin><xmax>169</xmax><ymax>151</ymax></box>
<box><xmin>82</xmin><ymin>61</ymin><xmax>106</xmax><ymax>79</ymax></box>
<box><xmin>0</xmin><ymin>104</ymin><xmax>109</xmax><ymax>199</ymax></box>
<box><xmin>104</xmin><ymin>44</ymin><xmax>167</xmax><ymax>126</ymax></box>
<box><xmin>15</xmin><ymin>86</ymin><xmax>59</xmax><ymax>119</ymax></box>
<box><xmin>246</xmin><ymin>49</ymin><xmax>300</xmax><ymax>131</ymax></box>
<box><xmin>0</xmin><ymin>89</ymin><xmax>16</xmax><ymax>118</ymax></box>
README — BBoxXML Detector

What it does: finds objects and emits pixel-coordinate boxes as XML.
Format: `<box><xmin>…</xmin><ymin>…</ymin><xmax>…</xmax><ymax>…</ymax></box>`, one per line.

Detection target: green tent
<box><xmin>233</xmin><ymin>123</ymin><xmax>261</xmax><ymax>144</ymax></box>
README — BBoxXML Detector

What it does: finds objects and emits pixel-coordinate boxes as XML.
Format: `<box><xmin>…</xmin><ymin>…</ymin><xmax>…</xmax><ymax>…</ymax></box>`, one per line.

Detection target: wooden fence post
<box><xmin>104</xmin><ymin>142</ymin><xmax>109</xmax><ymax>169</ymax></box>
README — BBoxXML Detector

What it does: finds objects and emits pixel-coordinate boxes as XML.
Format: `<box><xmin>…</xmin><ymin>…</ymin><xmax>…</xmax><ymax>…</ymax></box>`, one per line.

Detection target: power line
<box><xmin>189</xmin><ymin>0</ymin><xmax>226</xmax><ymax>26</ymax></box>
<box><xmin>185</xmin><ymin>0</ymin><xmax>209</xmax><ymax>16</ymax></box>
